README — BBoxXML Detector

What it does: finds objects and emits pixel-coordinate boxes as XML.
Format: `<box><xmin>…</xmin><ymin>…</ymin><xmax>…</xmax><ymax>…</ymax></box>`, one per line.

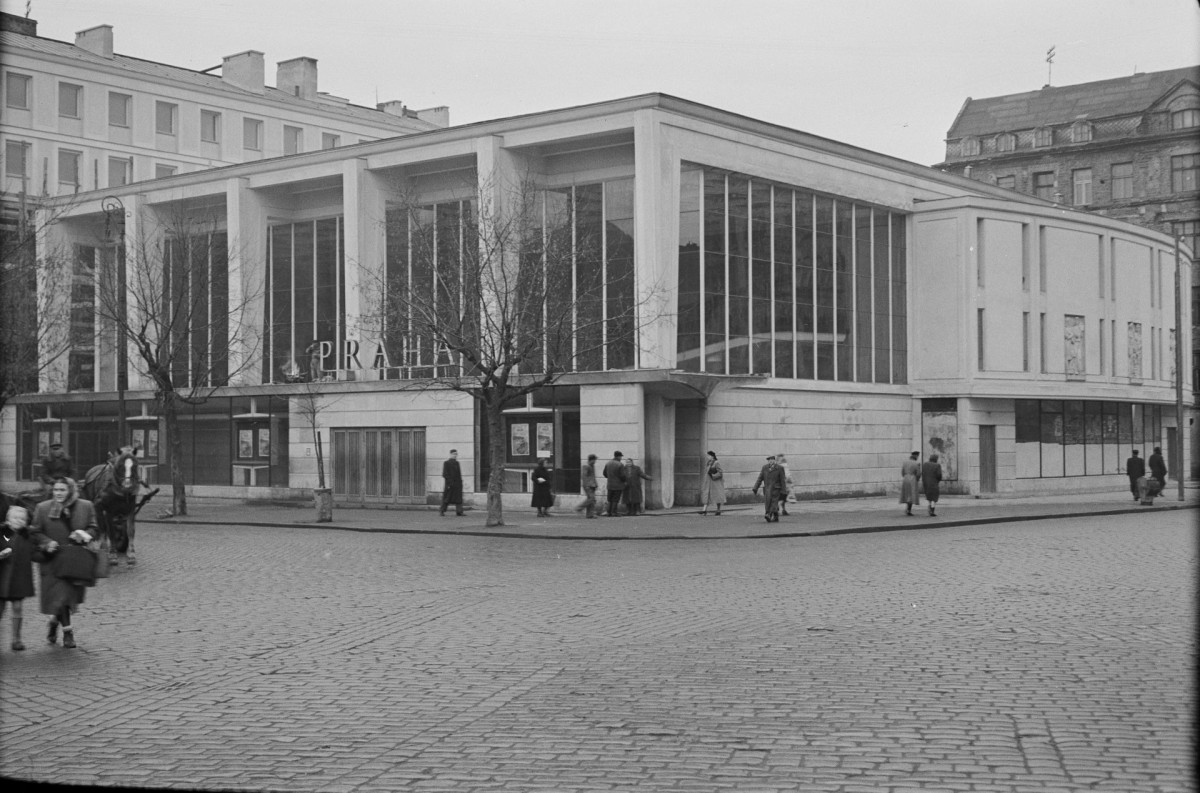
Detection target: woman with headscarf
<box><xmin>30</xmin><ymin>478</ymin><xmax>98</xmax><ymax>649</ymax></box>
<box><xmin>699</xmin><ymin>451</ymin><xmax>725</xmax><ymax>516</ymax></box>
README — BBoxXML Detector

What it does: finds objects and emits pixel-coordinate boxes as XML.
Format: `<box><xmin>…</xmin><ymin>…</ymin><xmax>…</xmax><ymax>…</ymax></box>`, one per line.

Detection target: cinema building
<box><xmin>2</xmin><ymin>95</ymin><xmax>1192</xmax><ymax>507</ymax></box>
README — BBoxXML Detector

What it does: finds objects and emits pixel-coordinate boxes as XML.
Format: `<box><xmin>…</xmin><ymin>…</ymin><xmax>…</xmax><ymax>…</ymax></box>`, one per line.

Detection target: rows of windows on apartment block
<box><xmin>4</xmin><ymin>73</ymin><xmax>358</xmax><ymax>185</ymax></box>
<box><xmin>989</xmin><ymin>154</ymin><xmax>1199</xmax><ymax>209</ymax></box>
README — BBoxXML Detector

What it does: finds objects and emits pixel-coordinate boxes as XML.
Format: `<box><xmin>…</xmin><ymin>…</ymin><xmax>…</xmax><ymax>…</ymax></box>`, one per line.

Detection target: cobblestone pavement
<box><xmin>0</xmin><ymin>511</ymin><xmax>1193</xmax><ymax>792</ymax></box>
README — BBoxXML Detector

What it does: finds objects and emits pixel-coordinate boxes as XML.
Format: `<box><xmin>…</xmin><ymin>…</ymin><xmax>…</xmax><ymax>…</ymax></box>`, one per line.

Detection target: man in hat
<box><xmin>1125</xmin><ymin>449</ymin><xmax>1145</xmax><ymax>501</ymax></box>
<box><xmin>575</xmin><ymin>454</ymin><xmax>599</xmax><ymax>518</ymax></box>
<box><xmin>752</xmin><ymin>455</ymin><xmax>787</xmax><ymax>522</ymax></box>
<box><xmin>38</xmin><ymin>442</ymin><xmax>74</xmax><ymax>496</ymax></box>
<box><xmin>601</xmin><ymin>451</ymin><xmax>627</xmax><ymax>517</ymax></box>
<box><xmin>439</xmin><ymin>449</ymin><xmax>464</xmax><ymax>516</ymax></box>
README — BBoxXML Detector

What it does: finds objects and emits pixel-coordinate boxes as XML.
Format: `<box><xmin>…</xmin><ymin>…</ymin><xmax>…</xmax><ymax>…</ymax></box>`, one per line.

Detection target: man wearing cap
<box><xmin>439</xmin><ymin>449</ymin><xmax>464</xmax><ymax>517</ymax></box>
<box><xmin>575</xmin><ymin>454</ymin><xmax>599</xmax><ymax>518</ymax></box>
<box><xmin>601</xmin><ymin>451</ymin><xmax>627</xmax><ymax>517</ymax></box>
<box><xmin>752</xmin><ymin>455</ymin><xmax>787</xmax><ymax>522</ymax></box>
<box><xmin>38</xmin><ymin>443</ymin><xmax>73</xmax><ymax>497</ymax></box>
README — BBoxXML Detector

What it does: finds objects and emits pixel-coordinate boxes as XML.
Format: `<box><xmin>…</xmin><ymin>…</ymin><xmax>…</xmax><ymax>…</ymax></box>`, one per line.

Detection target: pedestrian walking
<box><xmin>752</xmin><ymin>455</ymin><xmax>787</xmax><ymax>522</ymax></box>
<box><xmin>921</xmin><ymin>453</ymin><xmax>943</xmax><ymax>516</ymax></box>
<box><xmin>30</xmin><ymin>478</ymin><xmax>98</xmax><ymax>650</ymax></box>
<box><xmin>531</xmin><ymin>456</ymin><xmax>555</xmax><ymax>517</ymax></box>
<box><xmin>602</xmin><ymin>451</ymin><xmax>627</xmax><ymax>517</ymax></box>
<box><xmin>621</xmin><ymin>457</ymin><xmax>652</xmax><ymax>516</ymax></box>
<box><xmin>575</xmin><ymin>454</ymin><xmax>599</xmax><ymax>518</ymax></box>
<box><xmin>0</xmin><ymin>505</ymin><xmax>36</xmax><ymax>651</ymax></box>
<box><xmin>1148</xmin><ymin>446</ymin><xmax>1167</xmax><ymax>487</ymax></box>
<box><xmin>439</xmin><ymin>449</ymin><xmax>464</xmax><ymax>516</ymax></box>
<box><xmin>1125</xmin><ymin>449</ymin><xmax>1145</xmax><ymax>501</ymax></box>
<box><xmin>700</xmin><ymin>451</ymin><xmax>724</xmax><ymax>516</ymax></box>
<box><xmin>900</xmin><ymin>451</ymin><xmax>921</xmax><ymax>515</ymax></box>
<box><xmin>777</xmin><ymin>452</ymin><xmax>793</xmax><ymax>516</ymax></box>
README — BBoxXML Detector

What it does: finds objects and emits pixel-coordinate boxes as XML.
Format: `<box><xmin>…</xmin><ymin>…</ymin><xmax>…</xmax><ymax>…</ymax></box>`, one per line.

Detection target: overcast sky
<box><xmin>6</xmin><ymin>0</ymin><xmax>1199</xmax><ymax>165</ymax></box>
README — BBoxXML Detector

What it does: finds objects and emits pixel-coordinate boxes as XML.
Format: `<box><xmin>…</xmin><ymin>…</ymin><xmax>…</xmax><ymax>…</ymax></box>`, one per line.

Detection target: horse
<box><xmin>81</xmin><ymin>451</ymin><xmax>158</xmax><ymax>566</ymax></box>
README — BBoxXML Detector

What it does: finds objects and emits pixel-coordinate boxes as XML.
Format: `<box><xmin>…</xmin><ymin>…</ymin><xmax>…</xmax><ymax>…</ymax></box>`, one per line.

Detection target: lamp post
<box><xmin>102</xmin><ymin>196</ymin><xmax>128</xmax><ymax>449</ymax></box>
<box><xmin>1174</xmin><ymin>234</ymin><xmax>1184</xmax><ymax>502</ymax></box>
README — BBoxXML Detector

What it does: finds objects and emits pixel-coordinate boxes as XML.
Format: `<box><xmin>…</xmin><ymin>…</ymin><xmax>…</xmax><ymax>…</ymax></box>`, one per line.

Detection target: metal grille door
<box><xmin>332</xmin><ymin>427</ymin><xmax>426</xmax><ymax>504</ymax></box>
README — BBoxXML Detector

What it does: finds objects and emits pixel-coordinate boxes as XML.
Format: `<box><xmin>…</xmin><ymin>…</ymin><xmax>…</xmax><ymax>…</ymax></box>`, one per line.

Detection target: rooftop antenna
<box><xmin>1046</xmin><ymin>45</ymin><xmax>1056</xmax><ymax>86</ymax></box>
<box><xmin>25</xmin><ymin>0</ymin><xmax>31</xmax><ymax>18</ymax></box>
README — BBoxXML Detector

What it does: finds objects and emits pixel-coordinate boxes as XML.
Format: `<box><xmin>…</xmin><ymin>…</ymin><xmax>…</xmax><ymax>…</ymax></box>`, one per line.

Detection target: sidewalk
<box><xmin>142</xmin><ymin>483</ymin><xmax>1199</xmax><ymax>540</ymax></box>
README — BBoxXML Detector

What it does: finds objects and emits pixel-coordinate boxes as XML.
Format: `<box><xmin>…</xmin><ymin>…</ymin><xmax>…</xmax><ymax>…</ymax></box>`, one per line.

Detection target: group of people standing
<box><xmin>575</xmin><ymin>451</ymin><xmax>652</xmax><ymax>518</ymax></box>
<box><xmin>2</xmin><ymin>474</ymin><xmax>101</xmax><ymax>652</ymax></box>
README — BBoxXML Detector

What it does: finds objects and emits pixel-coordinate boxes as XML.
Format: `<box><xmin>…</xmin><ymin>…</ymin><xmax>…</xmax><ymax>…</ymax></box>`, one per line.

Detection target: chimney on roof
<box><xmin>377</xmin><ymin>100</ymin><xmax>406</xmax><ymax>116</ymax></box>
<box><xmin>222</xmin><ymin>50</ymin><xmax>265</xmax><ymax>93</ymax></box>
<box><xmin>75</xmin><ymin>25</ymin><xmax>113</xmax><ymax>59</ymax></box>
<box><xmin>416</xmin><ymin>107</ymin><xmax>450</xmax><ymax>128</ymax></box>
<box><xmin>0</xmin><ymin>11</ymin><xmax>37</xmax><ymax>35</ymax></box>
<box><xmin>277</xmin><ymin>57</ymin><xmax>317</xmax><ymax>100</ymax></box>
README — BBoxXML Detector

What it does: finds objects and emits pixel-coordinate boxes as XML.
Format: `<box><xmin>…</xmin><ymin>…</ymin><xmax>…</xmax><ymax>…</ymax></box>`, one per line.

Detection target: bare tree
<box><xmin>93</xmin><ymin>205</ymin><xmax>261</xmax><ymax>517</ymax></box>
<box><xmin>293</xmin><ymin>378</ymin><xmax>344</xmax><ymax>490</ymax></box>
<box><xmin>368</xmin><ymin>173</ymin><xmax>659</xmax><ymax>526</ymax></box>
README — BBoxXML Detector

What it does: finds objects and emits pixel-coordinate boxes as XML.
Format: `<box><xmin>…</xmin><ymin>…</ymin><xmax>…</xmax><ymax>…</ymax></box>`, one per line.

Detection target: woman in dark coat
<box><xmin>1</xmin><ymin>504</ymin><xmax>37</xmax><ymax>650</ymax></box>
<box><xmin>920</xmin><ymin>453</ymin><xmax>943</xmax><ymax>517</ymax></box>
<box><xmin>531</xmin><ymin>457</ymin><xmax>555</xmax><ymax>517</ymax></box>
<box><xmin>30</xmin><ymin>478</ymin><xmax>98</xmax><ymax>649</ymax></box>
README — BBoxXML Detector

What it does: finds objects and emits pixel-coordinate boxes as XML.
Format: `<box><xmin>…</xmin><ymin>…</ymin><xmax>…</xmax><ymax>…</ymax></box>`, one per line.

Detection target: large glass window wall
<box><xmin>263</xmin><ymin>218</ymin><xmax>344</xmax><ymax>384</ymax></box>
<box><xmin>382</xmin><ymin>177</ymin><xmax>635</xmax><ymax>378</ymax></box>
<box><xmin>677</xmin><ymin>166</ymin><xmax>907</xmax><ymax>382</ymax></box>
<box><xmin>1015</xmin><ymin>399</ymin><xmax>1169</xmax><ymax>478</ymax></box>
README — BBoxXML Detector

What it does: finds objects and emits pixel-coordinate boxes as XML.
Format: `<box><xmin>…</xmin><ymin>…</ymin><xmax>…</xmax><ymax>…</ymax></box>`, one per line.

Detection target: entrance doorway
<box><xmin>979</xmin><ymin>425</ymin><xmax>997</xmax><ymax>493</ymax></box>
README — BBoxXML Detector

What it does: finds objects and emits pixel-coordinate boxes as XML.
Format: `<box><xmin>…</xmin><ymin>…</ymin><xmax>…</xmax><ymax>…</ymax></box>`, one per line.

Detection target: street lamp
<box><xmin>102</xmin><ymin>196</ymin><xmax>128</xmax><ymax>449</ymax></box>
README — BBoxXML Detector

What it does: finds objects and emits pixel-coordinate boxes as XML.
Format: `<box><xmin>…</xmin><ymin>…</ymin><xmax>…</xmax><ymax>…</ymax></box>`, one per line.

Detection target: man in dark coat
<box><xmin>601</xmin><ymin>451</ymin><xmax>627</xmax><ymax>517</ymax></box>
<box><xmin>921</xmin><ymin>453</ymin><xmax>943</xmax><ymax>517</ymax></box>
<box><xmin>752</xmin><ymin>455</ymin><xmax>787</xmax><ymax>522</ymax></box>
<box><xmin>1148</xmin><ymin>446</ymin><xmax>1168</xmax><ymax>486</ymax></box>
<box><xmin>439</xmin><ymin>450</ymin><xmax>464</xmax><ymax>516</ymax></box>
<box><xmin>38</xmin><ymin>443</ymin><xmax>73</xmax><ymax>490</ymax></box>
<box><xmin>1125</xmin><ymin>449</ymin><xmax>1145</xmax><ymax>501</ymax></box>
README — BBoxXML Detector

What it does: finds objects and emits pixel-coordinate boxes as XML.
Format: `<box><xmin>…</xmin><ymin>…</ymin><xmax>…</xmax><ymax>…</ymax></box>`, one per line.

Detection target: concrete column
<box><xmin>119</xmin><ymin>193</ymin><xmax>151</xmax><ymax>391</ymax></box>
<box><xmin>633</xmin><ymin>108</ymin><xmax>678</xmax><ymax>369</ymax></box>
<box><xmin>36</xmin><ymin>207</ymin><xmax>72</xmax><ymax>393</ymax></box>
<box><xmin>342</xmin><ymin>157</ymin><xmax>387</xmax><ymax>379</ymax></box>
<box><xmin>226</xmin><ymin>177</ymin><xmax>267</xmax><ymax>385</ymax></box>
<box><xmin>643</xmin><ymin>393</ymin><xmax>676</xmax><ymax>508</ymax></box>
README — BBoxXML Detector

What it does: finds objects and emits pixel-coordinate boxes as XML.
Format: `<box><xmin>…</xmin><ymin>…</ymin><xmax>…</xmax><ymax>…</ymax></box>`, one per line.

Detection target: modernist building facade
<box><xmin>934</xmin><ymin>66</ymin><xmax>1200</xmax><ymax>474</ymax></box>
<box><xmin>2</xmin><ymin>95</ymin><xmax>1192</xmax><ymax>507</ymax></box>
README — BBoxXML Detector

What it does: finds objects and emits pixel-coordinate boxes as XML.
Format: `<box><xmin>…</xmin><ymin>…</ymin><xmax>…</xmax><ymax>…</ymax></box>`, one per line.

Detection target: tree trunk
<box><xmin>486</xmin><ymin>401</ymin><xmax>506</xmax><ymax>527</ymax></box>
<box><xmin>162</xmin><ymin>390</ymin><xmax>187</xmax><ymax>516</ymax></box>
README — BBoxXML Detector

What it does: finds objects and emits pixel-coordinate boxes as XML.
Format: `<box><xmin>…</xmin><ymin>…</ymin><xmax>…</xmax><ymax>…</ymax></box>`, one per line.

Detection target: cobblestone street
<box><xmin>1</xmin><ymin>511</ymin><xmax>1194</xmax><ymax>792</ymax></box>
